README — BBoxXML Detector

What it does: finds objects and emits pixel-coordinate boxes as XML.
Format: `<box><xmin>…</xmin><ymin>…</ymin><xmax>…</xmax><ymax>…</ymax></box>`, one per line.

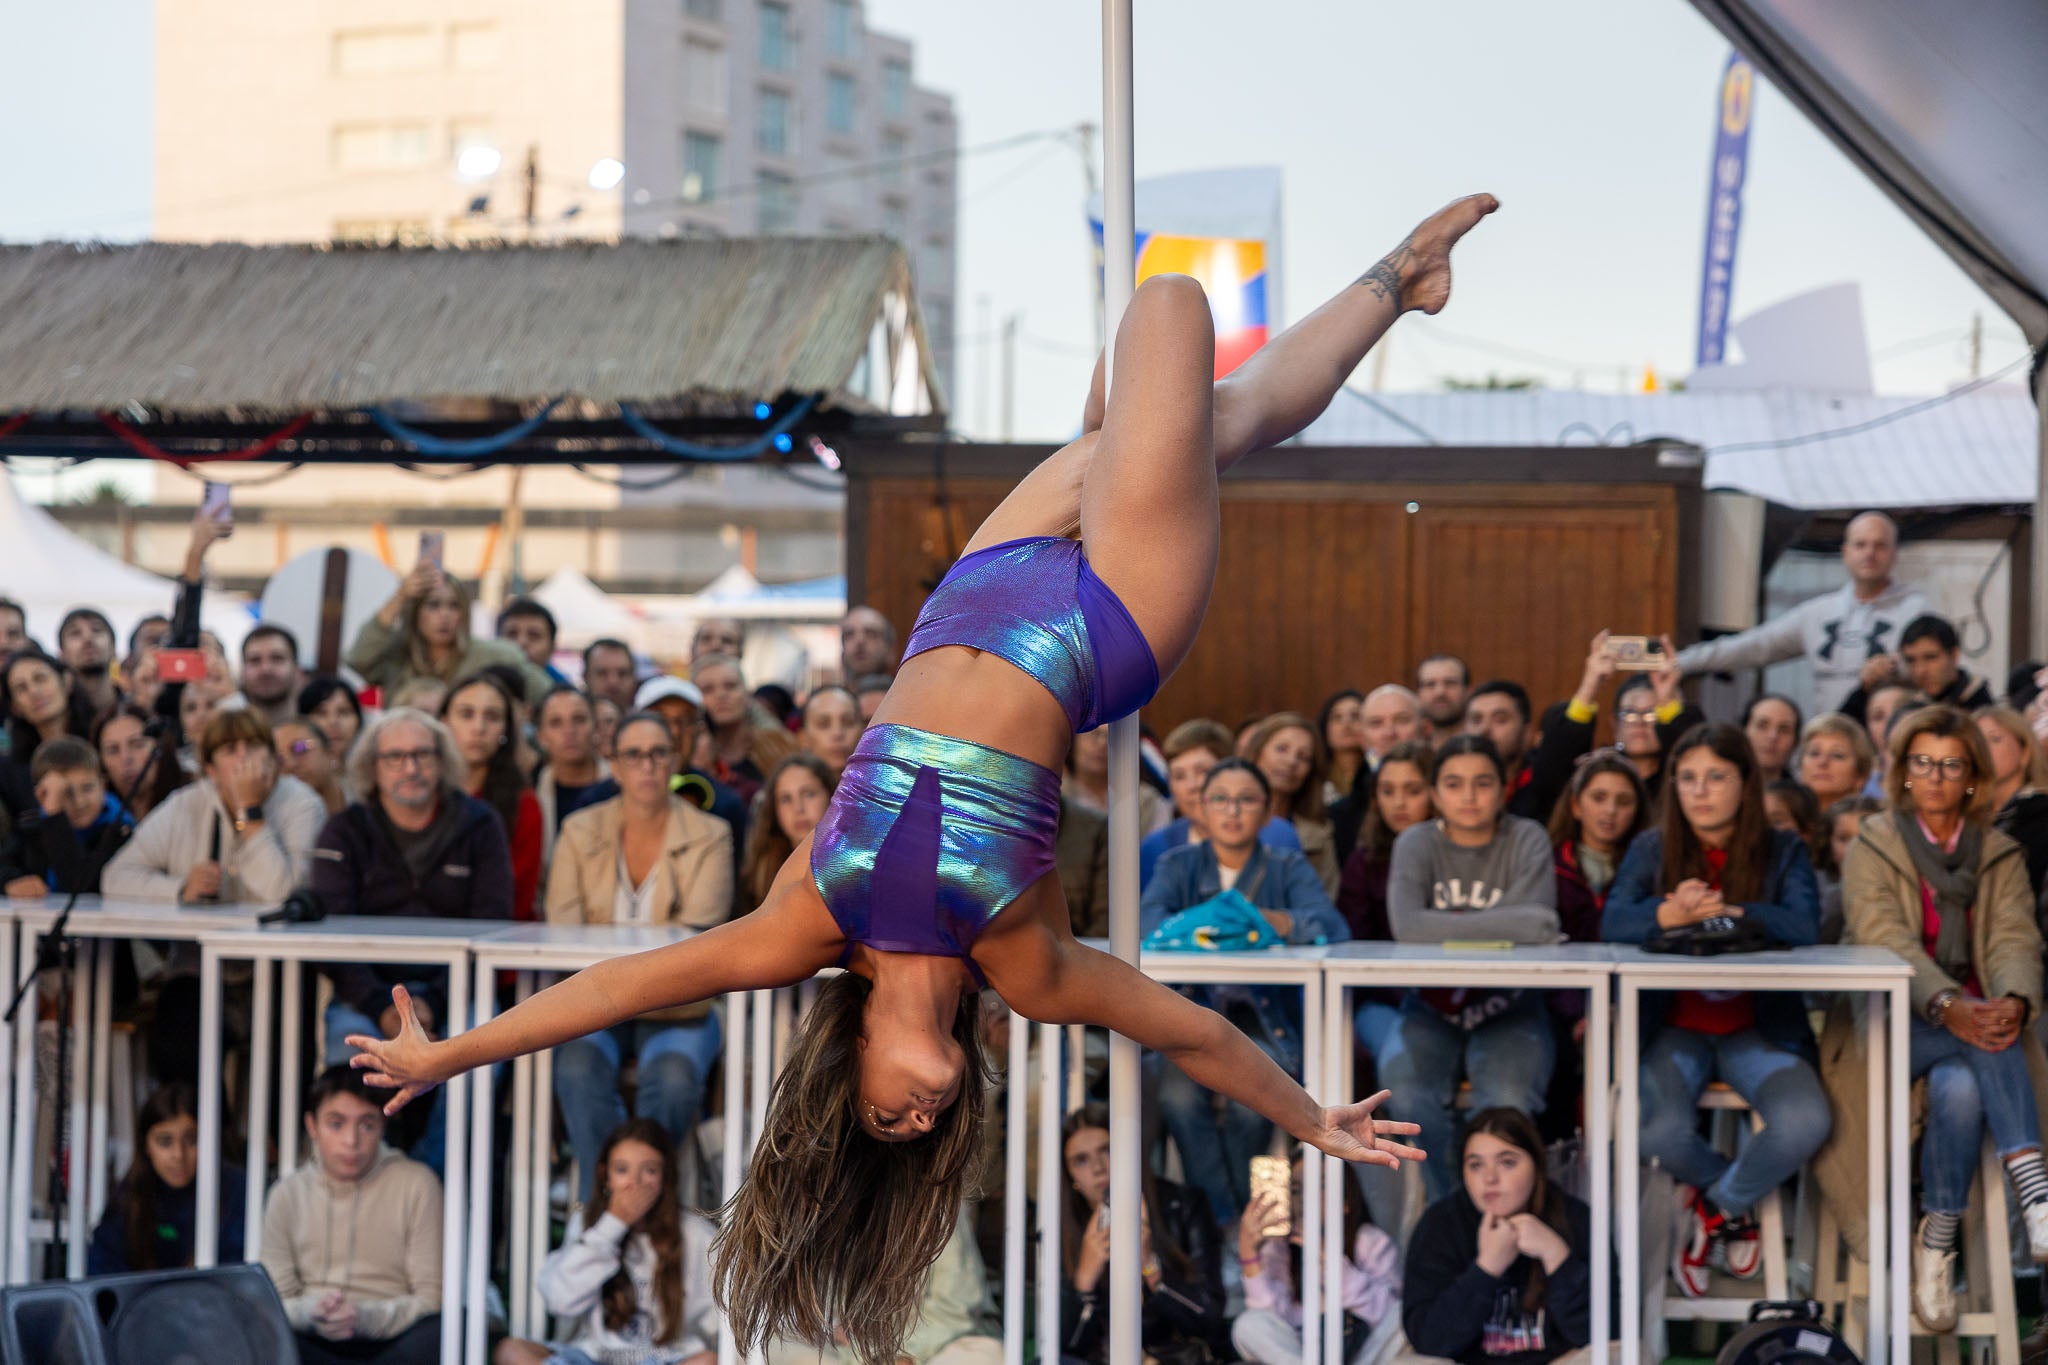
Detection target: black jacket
<box><xmin>1840</xmin><ymin>669</ymin><xmax>1993</xmax><ymax>724</ymax></box>
<box><xmin>1060</xmin><ymin>1178</ymin><xmax>1227</xmax><ymax>1364</ymax></box>
<box><xmin>1403</xmin><ymin>1188</ymin><xmax>1598</xmax><ymax>1365</ymax></box>
<box><xmin>0</xmin><ymin>797</ymin><xmax>133</xmax><ymax>894</ymax></box>
<box><xmin>309</xmin><ymin>793</ymin><xmax>513</xmax><ymax>1020</ymax></box>
<box><xmin>1993</xmin><ymin>790</ymin><xmax>2048</xmax><ymax>906</ymax></box>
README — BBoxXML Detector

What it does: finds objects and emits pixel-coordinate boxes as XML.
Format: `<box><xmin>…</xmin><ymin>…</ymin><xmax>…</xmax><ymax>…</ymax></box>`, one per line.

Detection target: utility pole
<box><xmin>1001</xmin><ymin>313</ymin><xmax>1018</xmax><ymax>441</ymax></box>
<box><xmin>524</xmin><ymin>144</ymin><xmax>540</xmax><ymax>236</ymax></box>
<box><xmin>1969</xmin><ymin>311</ymin><xmax>1983</xmax><ymax>380</ymax></box>
<box><xmin>1076</xmin><ymin>121</ymin><xmax>1103</xmax><ymax>354</ymax></box>
<box><xmin>977</xmin><ymin>294</ymin><xmax>993</xmax><ymax>437</ymax></box>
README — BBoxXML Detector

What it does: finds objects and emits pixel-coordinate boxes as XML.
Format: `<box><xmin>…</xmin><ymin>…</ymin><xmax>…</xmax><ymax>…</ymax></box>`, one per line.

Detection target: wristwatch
<box><xmin>1925</xmin><ymin>987</ymin><xmax>1961</xmax><ymax>1027</ymax></box>
<box><xmin>232</xmin><ymin>804</ymin><xmax>265</xmax><ymax>834</ymax></box>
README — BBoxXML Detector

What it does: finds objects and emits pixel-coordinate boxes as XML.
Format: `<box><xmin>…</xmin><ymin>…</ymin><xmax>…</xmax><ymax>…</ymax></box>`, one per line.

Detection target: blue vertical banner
<box><xmin>1695</xmin><ymin>51</ymin><xmax>1755</xmax><ymax>367</ymax></box>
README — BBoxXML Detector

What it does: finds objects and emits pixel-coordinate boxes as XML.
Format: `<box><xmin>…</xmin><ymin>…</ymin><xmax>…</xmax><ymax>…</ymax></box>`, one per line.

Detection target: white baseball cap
<box><xmin>634</xmin><ymin>676</ymin><xmax>704</xmax><ymax>710</ymax></box>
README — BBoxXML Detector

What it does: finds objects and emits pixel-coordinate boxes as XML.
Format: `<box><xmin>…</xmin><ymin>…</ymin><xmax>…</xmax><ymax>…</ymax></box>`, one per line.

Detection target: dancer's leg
<box><xmin>965</xmin><ymin>194</ymin><xmax>1497</xmax><ymax>561</ymax></box>
<box><xmin>1078</xmin><ymin>196</ymin><xmax>1498</xmax><ymax>674</ymax></box>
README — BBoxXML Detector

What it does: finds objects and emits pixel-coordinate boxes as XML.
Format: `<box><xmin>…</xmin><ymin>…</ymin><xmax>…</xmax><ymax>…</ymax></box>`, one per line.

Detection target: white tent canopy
<box><xmin>529</xmin><ymin>566</ymin><xmax>642</xmax><ymax>647</ymax></box>
<box><xmin>0</xmin><ymin>472</ymin><xmax>249</xmax><ymax>655</ymax></box>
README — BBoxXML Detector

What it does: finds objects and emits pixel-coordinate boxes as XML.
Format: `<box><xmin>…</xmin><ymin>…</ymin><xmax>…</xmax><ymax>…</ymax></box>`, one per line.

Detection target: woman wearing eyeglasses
<box><xmin>1838</xmin><ymin>703</ymin><xmax>2048</xmax><ymax>1330</ymax></box>
<box><xmin>545</xmin><ymin>710</ymin><xmax>736</xmax><ymax>1205</ymax></box>
<box><xmin>1139</xmin><ymin>758</ymin><xmax>1351</xmax><ymax>1231</ymax></box>
<box><xmin>1602</xmin><ymin>722</ymin><xmax>1827</xmax><ymax>1300</ymax></box>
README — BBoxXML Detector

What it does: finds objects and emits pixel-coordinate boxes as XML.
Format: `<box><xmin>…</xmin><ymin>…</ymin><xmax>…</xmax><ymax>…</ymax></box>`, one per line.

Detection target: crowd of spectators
<box><xmin>3</xmin><ymin>505</ymin><xmax>2046</xmax><ymax>1364</ymax></box>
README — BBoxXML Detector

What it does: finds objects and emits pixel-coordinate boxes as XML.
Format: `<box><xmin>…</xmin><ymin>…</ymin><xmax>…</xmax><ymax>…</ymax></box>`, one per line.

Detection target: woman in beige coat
<box><xmin>544</xmin><ymin>711</ymin><xmax>735</xmax><ymax>1203</ymax></box>
<box><xmin>1834</xmin><ymin>704</ymin><xmax>2047</xmax><ymax>1331</ymax></box>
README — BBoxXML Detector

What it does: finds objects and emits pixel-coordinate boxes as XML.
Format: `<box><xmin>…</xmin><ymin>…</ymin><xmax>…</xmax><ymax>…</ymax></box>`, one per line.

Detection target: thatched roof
<box><xmin>0</xmin><ymin>235</ymin><xmax>940</xmax><ymax>419</ymax></box>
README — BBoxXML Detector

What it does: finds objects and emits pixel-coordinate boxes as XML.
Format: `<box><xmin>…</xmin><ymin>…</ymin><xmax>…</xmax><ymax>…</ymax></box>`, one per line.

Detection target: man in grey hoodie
<box><xmin>1674</xmin><ymin>511</ymin><xmax>1929</xmax><ymax>713</ymax></box>
<box><xmin>261</xmin><ymin>1066</ymin><xmax>443</xmax><ymax>1365</ymax></box>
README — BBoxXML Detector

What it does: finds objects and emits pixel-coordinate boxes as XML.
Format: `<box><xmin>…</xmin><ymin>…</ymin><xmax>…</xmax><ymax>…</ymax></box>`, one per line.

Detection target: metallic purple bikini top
<box><xmin>899</xmin><ymin>536</ymin><xmax>1160</xmax><ymax>733</ymax></box>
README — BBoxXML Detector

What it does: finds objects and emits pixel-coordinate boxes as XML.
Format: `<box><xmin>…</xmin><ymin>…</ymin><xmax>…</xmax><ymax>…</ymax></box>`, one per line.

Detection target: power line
<box><xmin>1703</xmin><ymin>351</ymin><xmax>2033</xmax><ymax>455</ymax></box>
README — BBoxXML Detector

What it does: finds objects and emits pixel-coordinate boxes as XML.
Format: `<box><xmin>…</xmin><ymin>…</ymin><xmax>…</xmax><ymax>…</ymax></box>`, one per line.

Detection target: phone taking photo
<box><xmin>199</xmin><ymin>481</ymin><xmax>232</xmax><ymax>523</ymax></box>
<box><xmin>1248</xmin><ymin>1154</ymin><xmax>1291</xmax><ymax>1238</ymax></box>
<box><xmin>1605</xmin><ymin>634</ymin><xmax>1670</xmax><ymax>672</ymax></box>
<box><xmin>418</xmin><ymin>530</ymin><xmax>446</xmax><ymax>570</ymax></box>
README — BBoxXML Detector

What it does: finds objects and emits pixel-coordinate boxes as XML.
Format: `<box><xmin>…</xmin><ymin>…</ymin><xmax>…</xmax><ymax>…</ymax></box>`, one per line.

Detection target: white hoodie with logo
<box><xmin>1674</xmin><ymin>579</ymin><xmax>1931</xmax><ymax>714</ymax></box>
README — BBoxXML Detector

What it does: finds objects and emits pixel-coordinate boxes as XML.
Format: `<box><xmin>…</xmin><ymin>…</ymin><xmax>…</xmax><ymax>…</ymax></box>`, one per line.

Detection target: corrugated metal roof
<box><xmin>0</xmin><ymin>235</ymin><xmax>937</xmax><ymax>418</ymax></box>
<box><xmin>1301</xmin><ymin>385</ymin><xmax>2040</xmax><ymax>510</ymax></box>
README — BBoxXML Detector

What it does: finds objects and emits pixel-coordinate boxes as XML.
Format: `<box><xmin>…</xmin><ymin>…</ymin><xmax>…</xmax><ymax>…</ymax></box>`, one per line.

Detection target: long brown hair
<box><xmin>1463</xmin><ymin>1107</ymin><xmax>1572</xmax><ymax>1314</ymax></box>
<box><xmin>1057</xmin><ymin>1103</ymin><xmax>1195</xmax><ymax>1283</ymax></box>
<box><xmin>1657</xmin><ymin>723</ymin><xmax>1770</xmax><ymax>902</ymax></box>
<box><xmin>122</xmin><ymin>1084</ymin><xmax>198</xmax><ymax>1271</ymax></box>
<box><xmin>441</xmin><ymin>672</ymin><xmax>528</xmax><ymax>836</ymax></box>
<box><xmin>742</xmin><ymin>753</ymin><xmax>838</xmax><ymax>910</ymax></box>
<box><xmin>1546</xmin><ymin>751</ymin><xmax>1649</xmax><ymax>851</ymax></box>
<box><xmin>587</xmin><ymin>1118</ymin><xmax>686</xmax><ymax>1340</ymax></box>
<box><xmin>712</xmin><ymin>971</ymin><xmax>989</xmax><ymax>1365</ymax></box>
<box><xmin>1360</xmin><ymin>740</ymin><xmax>1436</xmax><ymax>861</ymax></box>
<box><xmin>399</xmin><ymin>575</ymin><xmax>475</xmax><ymax>681</ymax></box>
<box><xmin>1245</xmin><ymin>711</ymin><xmax>1328</xmax><ymax>821</ymax></box>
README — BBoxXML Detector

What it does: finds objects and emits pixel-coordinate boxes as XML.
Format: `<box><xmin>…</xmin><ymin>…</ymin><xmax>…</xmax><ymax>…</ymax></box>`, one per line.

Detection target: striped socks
<box><xmin>2007</xmin><ymin>1151</ymin><xmax>2048</xmax><ymax>1210</ymax></box>
<box><xmin>1921</xmin><ymin>1210</ymin><xmax>1962</xmax><ymax>1253</ymax></box>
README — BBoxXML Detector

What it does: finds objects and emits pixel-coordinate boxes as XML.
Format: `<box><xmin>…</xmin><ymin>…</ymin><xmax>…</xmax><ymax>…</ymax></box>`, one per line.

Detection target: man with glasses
<box><xmin>310</xmin><ymin>708</ymin><xmax>513</xmax><ymax>1068</ymax></box>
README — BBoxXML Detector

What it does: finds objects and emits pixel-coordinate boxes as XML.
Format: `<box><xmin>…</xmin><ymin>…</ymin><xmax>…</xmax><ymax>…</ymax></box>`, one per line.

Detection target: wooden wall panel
<box><xmin>847</xmin><ymin>459</ymin><xmax>1688</xmax><ymax>742</ymax></box>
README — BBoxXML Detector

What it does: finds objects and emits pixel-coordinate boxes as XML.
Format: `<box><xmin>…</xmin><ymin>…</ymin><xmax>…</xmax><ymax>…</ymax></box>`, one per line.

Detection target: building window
<box><xmin>825</xmin><ymin>0</ymin><xmax>858</xmax><ymax>58</ymax></box>
<box><xmin>757</xmin><ymin>88</ymin><xmax>792</xmax><ymax>157</ymax></box>
<box><xmin>333</xmin><ymin>218</ymin><xmax>433</xmax><ymax>245</ymax></box>
<box><xmin>681</xmin><ymin>132</ymin><xmax>722</xmax><ymax>202</ymax></box>
<box><xmin>685</xmin><ymin>0</ymin><xmax>722</xmax><ymax>18</ymax></box>
<box><xmin>684</xmin><ymin>39</ymin><xmax>727</xmax><ymax>113</ymax></box>
<box><xmin>825</xmin><ymin>72</ymin><xmax>856</xmax><ymax>135</ymax></box>
<box><xmin>759</xmin><ymin>2</ymin><xmax>793</xmax><ymax>71</ymax></box>
<box><xmin>758</xmin><ymin>172</ymin><xmax>797</xmax><ymax>232</ymax></box>
<box><xmin>881</xmin><ymin>59</ymin><xmax>909</xmax><ymax>120</ymax></box>
<box><xmin>332</xmin><ymin>122</ymin><xmax>435</xmax><ymax>171</ymax></box>
<box><xmin>448</xmin><ymin>23</ymin><xmax>501</xmax><ymax>70</ymax></box>
<box><xmin>881</xmin><ymin>131</ymin><xmax>908</xmax><ymax>180</ymax></box>
<box><xmin>881</xmin><ymin>197</ymin><xmax>908</xmax><ymax>244</ymax></box>
<box><xmin>332</xmin><ymin>27</ymin><xmax>436</xmax><ymax>76</ymax></box>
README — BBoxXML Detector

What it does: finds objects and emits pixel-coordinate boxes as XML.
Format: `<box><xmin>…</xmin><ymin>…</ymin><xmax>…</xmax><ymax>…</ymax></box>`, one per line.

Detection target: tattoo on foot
<box><xmin>1355</xmin><ymin>234</ymin><xmax>1415</xmax><ymax>310</ymax></box>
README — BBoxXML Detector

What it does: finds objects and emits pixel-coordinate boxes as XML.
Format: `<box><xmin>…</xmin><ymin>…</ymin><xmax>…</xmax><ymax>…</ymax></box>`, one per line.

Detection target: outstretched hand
<box><xmin>1312</xmin><ymin>1089</ymin><xmax>1426</xmax><ymax>1170</ymax></box>
<box><xmin>346</xmin><ymin>985</ymin><xmax>448</xmax><ymax>1116</ymax></box>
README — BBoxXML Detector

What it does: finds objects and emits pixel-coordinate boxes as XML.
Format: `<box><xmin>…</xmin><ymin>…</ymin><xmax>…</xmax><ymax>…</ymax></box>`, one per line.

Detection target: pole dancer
<box><xmin>351</xmin><ymin>191</ymin><xmax>1499</xmax><ymax>1363</ymax></box>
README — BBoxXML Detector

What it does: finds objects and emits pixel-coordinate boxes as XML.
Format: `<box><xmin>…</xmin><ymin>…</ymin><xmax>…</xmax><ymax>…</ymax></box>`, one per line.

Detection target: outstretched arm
<box><xmin>351</xmin><ymin>874</ymin><xmax>840</xmax><ymax>1113</ymax></box>
<box><xmin>1007</xmin><ymin>938</ymin><xmax>1425</xmax><ymax>1169</ymax></box>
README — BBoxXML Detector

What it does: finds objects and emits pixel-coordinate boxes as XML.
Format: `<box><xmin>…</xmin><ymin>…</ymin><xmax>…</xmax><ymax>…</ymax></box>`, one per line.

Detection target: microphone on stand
<box><xmin>259</xmin><ymin>887</ymin><xmax>326</xmax><ymax>927</ymax></box>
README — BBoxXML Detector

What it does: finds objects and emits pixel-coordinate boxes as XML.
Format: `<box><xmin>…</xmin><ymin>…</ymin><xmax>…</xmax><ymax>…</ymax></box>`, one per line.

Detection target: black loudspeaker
<box><xmin>0</xmin><ymin>1264</ymin><xmax>299</xmax><ymax>1365</ymax></box>
<box><xmin>1716</xmin><ymin>1300</ymin><xmax>1861</xmax><ymax>1365</ymax></box>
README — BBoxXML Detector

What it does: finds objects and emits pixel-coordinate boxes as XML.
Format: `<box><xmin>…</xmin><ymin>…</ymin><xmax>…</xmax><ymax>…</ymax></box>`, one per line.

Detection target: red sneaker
<box><xmin>1714</xmin><ymin>1213</ymin><xmax>1762</xmax><ymax>1281</ymax></box>
<box><xmin>1672</xmin><ymin>1186</ymin><xmax>1722</xmax><ymax>1298</ymax></box>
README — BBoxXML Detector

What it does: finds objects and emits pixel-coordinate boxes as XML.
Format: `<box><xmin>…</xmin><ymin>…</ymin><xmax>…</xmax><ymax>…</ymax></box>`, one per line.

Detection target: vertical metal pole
<box><xmin>719</xmin><ymin>989</ymin><xmax>750</xmax><ymax>1365</ymax></box>
<box><xmin>1002</xmin><ymin>1006</ymin><xmax>1029</xmax><ymax>1365</ymax></box>
<box><xmin>1036</xmin><ymin>1020</ymin><xmax>1063</xmax><ymax>1365</ymax></box>
<box><xmin>2032</xmin><ymin>360</ymin><xmax>2048</xmax><ymax>655</ymax></box>
<box><xmin>1099</xmin><ymin>7</ymin><xmax>1141</xmax><ymax>1365</ymax></box>
<box><xmin>195</xmin><ymin>945</ymin><xmax>223</xmax><ymax>1268</ymax></box>
<box><xmin>87</xmin><ymin>942</ymin><xmax>112</xmax><ymax>1225</ymax></box>
<box><xmin>244</xmin><ymin>959</ymin><xmax>273</xmax><ymax>1261</ymax></box>
<box><xmin>64</xmin><ymin>939</ymin><xmax>89</xmax><ymax>1278</ymax></box>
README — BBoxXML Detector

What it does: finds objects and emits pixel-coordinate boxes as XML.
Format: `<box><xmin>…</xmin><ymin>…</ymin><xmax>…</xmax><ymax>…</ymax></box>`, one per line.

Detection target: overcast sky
<box><xmin>0</xmin><ymin>0</ymin><xmax>2024</xmax><ymax>448</ymax></box>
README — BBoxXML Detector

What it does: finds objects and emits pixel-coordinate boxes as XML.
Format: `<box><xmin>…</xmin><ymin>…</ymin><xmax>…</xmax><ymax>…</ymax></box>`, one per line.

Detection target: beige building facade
<box><xmin>146</xmin><ymin>0</ymin><xmax>951</xmax><ymax>602</ymax></box>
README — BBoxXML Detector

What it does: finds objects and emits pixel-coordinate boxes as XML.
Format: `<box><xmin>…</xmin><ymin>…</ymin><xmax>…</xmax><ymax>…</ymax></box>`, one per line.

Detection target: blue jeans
<box><xmin>1911</xmin><ymin>1014</ymin><xmax>2043</xmax><ymax>1214</ymax></box>
<box><xmin>1376</xmin><ymin>992</ymin><xmax>1555</xmax><ymax>1202</ymax></box>
<box><xmin>1638</xmin><ymin>1026</ymin><xmax>1831</xmax><ymax>1218</ymax></box>
<box><xmin>553</xmin><ymin>1016</ymin><xmax>723</xmax><ymax>1203</ymax></box>
<box><xmin>1157</xmin><ymin>1029</ymin><xmax>1287</xmax><ymax>1227</ymax></box>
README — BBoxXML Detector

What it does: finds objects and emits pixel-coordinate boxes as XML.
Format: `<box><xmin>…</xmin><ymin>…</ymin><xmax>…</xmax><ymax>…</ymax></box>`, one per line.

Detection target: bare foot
<box><xmin>1357</xmin><ymin>194</ymin><xmax>1500</xmax><ymax>316</ymax></box>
